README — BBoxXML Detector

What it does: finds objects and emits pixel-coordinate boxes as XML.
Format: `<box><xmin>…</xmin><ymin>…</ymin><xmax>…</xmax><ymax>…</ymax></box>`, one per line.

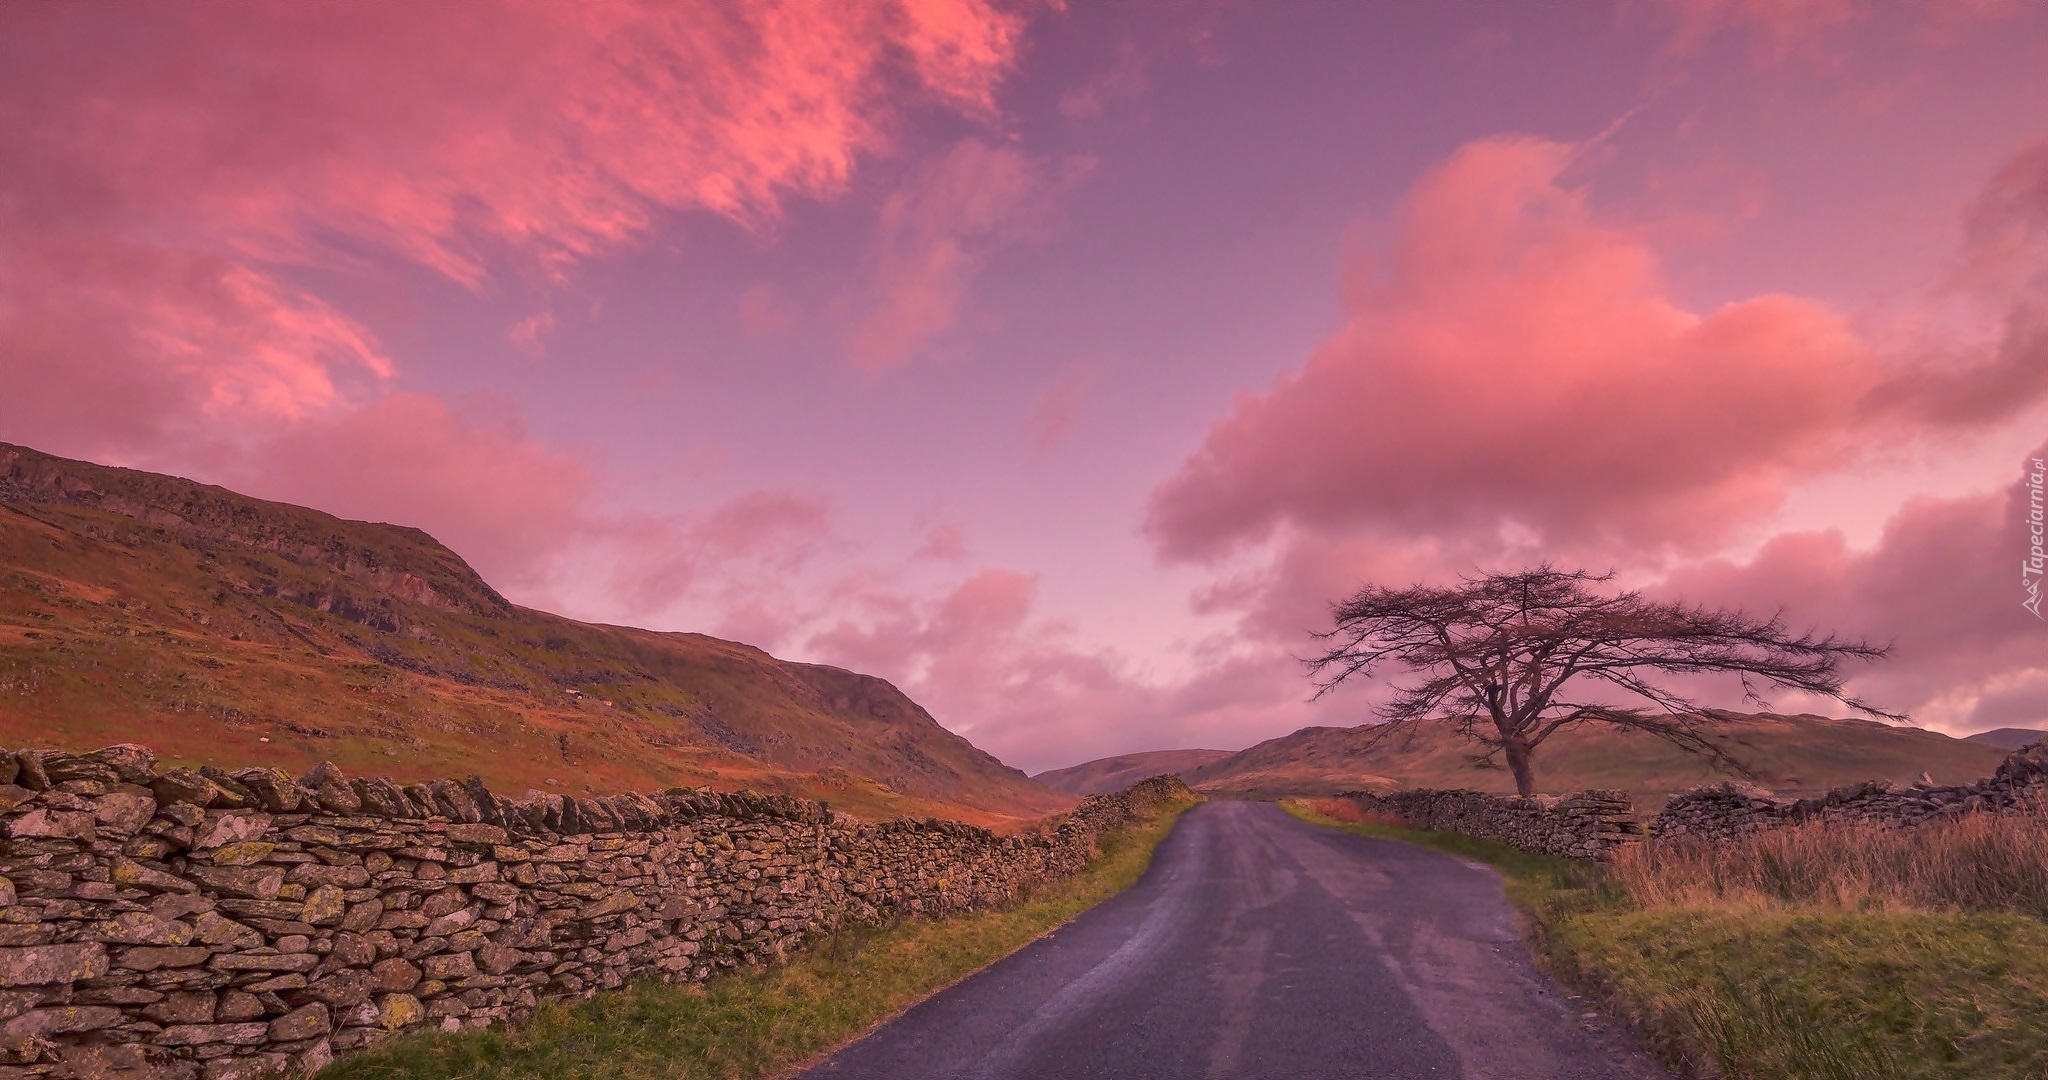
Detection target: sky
<box><xmin>4</xmin><ymin>0</ymin><xmax>2048</xmax><ymax>773</ymax></box>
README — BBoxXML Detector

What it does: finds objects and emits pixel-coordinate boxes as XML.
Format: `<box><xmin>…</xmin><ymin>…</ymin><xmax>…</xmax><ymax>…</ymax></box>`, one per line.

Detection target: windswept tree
<box><xmin>1306</xmin><ymin>566</ymin><xmax>1898</xmax><ymax>797</ymax></box>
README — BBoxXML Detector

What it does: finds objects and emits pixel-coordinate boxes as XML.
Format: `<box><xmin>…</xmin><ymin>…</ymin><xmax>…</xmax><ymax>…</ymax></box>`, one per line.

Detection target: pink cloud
<box><xmin>1024</xmin><ymin>367</ymin><xmax>1099</xmax><ymax>453</ymax></box>
<box><xmin>1656</xmin><ymin>0</ymin><xmax>1858</xmax><ymax>59</ymax></box>
<box><xmin>1951</xmin><ymin>139</ymin><xmax>2048</xmax><ymax>301</ymax></box>
<box><xmin>0</xmin><ymin>242</ymin><xmax>393</xmax><ymax>458</ymax></box>
<box><xmin>217</xmin><ymin>393</ymin><xmax>594</xmax><ymax>593</ymax></box>
<box><xmin>0</xmin><ymin>0</ymin><xmax>1035</xmax><ymax>620</ymax></box>
<box><xmin>1147</xmin><ymin>135</ymin><xmax>2048</xmax><ymax>566</ymax></box>
<box><xmin>1137</xmin><ymin>134</ymin><xmax>2048</xmax><ymax>759</ymax></box>
<box><xmin>737</xmin><ymin>284</ymin><xmax>802</xmax><ymax>341</ymax></box>
<box><xmin>1879</xmin><ymin>138</ymin><xmax>2048</xmax><ymax>426</ymax></box>
<box><xmin>1648</xmin><ymin>0</ymin><xmax>2030</xmax><ymax>61</ymax></box>
<box><xmin>0</xmin><ymin>0</ymin><xmax>1030</xmax><ymax>522</ymax></box>
<box><xmin>914</xmin><ymin>522</ymin><xmax>970</xmax><ymax>561</ymax></box>
<box><xmin>3</xmin><ymin>1</ymin><xmax>1027</xmax><ymax>281</ymax></box>
<box><xmin>804</xmin><ymin>568</ymin><xmax>1307</xmax><ymax>770</ymax></box>
<box><xmin>850</xmin><ymin>139</ymin><xmax>1093</xmax><ymax>371</ymax></box>
<box><xmin>1058</xmin><ymin>39</ymin><xmax>1149</xmax><ymax>119</ymax></box>
<box><xmin>1662</xmin><ymin>444</ymin><xmax>2048</xmax><ymax>732</ymax></box>
<box><xmin>1148</xmin><ymin>137</ymin><xmax>1878</xmax><ymax>561</ymax></box>
<box><xmin>694</xmin><ymin>494</ymin><xmax>835</xmax><ymax>562</ymax></box>
<box><xmin>507</xmin><ymin>312</ymin><xmax>558</xmax><ymax>354</ymax></box>
<box><xmin>594</xmin><ymin>492</ymin><xmax>838</xmax><ymax>626</ymax></box>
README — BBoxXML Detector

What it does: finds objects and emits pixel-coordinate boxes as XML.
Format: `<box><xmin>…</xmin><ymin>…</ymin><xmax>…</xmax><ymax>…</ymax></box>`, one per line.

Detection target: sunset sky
<box><xmin>5</xmin><ymin>0</ymin><xmax>2047</xmax><ymax>771</ymax></box>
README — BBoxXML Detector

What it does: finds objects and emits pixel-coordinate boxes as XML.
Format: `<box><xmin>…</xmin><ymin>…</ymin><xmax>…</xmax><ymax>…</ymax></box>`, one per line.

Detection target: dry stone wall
<box><xmin>0</xmin><ymin>745</ymin><xmax>1191</xmax><ymax>1079</ymax></box>
<box><xmin>1336</xmin><ymin>787</ymin><xmax>1641</xmax><ymax>860</ymax></box>
<box><xmin>1649</xmin><ymin>742</ymin><xmax>2048</xmax><ymax>841</ymax></box>
<box><xmin>1338</xmin><ymin>744</ymin><xmax>2048</xmax><ymax>860</ymax></box>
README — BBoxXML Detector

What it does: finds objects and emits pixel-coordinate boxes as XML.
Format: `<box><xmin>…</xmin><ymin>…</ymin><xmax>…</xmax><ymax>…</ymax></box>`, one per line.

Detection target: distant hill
<box><xmin>1033</xmin><ymin>748</ymin><xmax>1235</xmax><ymax>795</ymax></box>
<box><xmin>1174</xmin><ymin>712</ymin><xmax>2008</xmax><ymax>808</ymax></box>
<box><xmin>0</xmin><ymin>442</ymin><xmax>1070</xmax><ymax>824</ymax></box>
<box><xmin>1965</xmin><ymin>727</ymin><xmax>2048</xmax><ymax>751</ymax></box>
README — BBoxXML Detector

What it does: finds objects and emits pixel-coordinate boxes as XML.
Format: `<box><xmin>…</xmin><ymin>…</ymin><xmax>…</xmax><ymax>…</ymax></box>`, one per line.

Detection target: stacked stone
<box><xmin>0</xmin><ymin>745</ymin><xmax>1192</xmax><ymax>1079</ymax></box>
<box><xmin>1336</xmin><ymin>787</ymin><xmax>1642</xmax><ymax>860</ymax></box>
<box><xmin>1645</xmin><ymin>782</ymin><xmax>1783</xmax><ymax>841</ymax></box>
<box><xmin>1651</xmin><ymin>743</ymin><xmax>2048</xmax><ymax>840</ymax></box>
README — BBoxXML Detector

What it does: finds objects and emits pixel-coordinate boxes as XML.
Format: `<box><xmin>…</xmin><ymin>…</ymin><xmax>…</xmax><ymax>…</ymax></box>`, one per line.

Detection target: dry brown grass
<box><xmin>1611</xmin><ymin>799</ymin><xmax>2048</xmax><ymax>917</ymax></box>
<box><xmin>1305</xmin><ymin>797</ymin><xmax>1410</xmax><ymax>829</ymax></box>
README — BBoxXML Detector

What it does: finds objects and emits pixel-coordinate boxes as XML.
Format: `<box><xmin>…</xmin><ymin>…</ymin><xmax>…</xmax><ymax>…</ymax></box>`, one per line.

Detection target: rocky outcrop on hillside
<box><xmin>0</xmin><ymin>744</ymin><xmax>1191</xmax><ymax>1078</ymax></box>
<box><xmin>0</xmin><ymin>443</ymin><xmax>508</xmax><ymax>619</ymax></box>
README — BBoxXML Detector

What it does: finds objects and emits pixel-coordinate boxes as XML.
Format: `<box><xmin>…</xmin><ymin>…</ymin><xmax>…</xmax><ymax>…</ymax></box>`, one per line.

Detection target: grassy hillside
<box><xmin>0</xmin><ymin>442</ymin><xmax>1070</xmax><ymax>824</ymax></box>
<box><xmin>1032</xmin><ymin>748</ymin><xmax>1234</xmax><ymax>795</ymax></box>
<box><xmin>1176</xmin><ymin>712</ymin><xmax>2008</xmax><ymax>806</ymax></box>
<box><xmin>1966</xmin><ymin>727</ymin><xmax>2048</xmax><ymax>751</ymax></box>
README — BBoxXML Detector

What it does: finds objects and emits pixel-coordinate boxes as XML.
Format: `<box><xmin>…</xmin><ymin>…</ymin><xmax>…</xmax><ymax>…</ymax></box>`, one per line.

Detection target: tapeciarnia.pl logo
<box><xmin>2027</xmin><ymin>457</ymin><xmax>2046</xmax><ymax>619</ymax></box>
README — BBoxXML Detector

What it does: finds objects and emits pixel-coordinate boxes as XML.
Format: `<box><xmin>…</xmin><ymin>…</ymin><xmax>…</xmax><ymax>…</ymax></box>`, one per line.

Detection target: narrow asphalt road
<box><xmin>796</xmin><ymin>800</ymin><xmax>1671</xmax><ymax>1080</ymax></box>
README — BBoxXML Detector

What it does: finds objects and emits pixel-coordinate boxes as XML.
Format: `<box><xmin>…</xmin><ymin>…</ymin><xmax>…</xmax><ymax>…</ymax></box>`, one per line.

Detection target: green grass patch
<box><xmin>320</xmin><ymin>797</ymin><xmax>1198</xmax><ymax>1080</ymax></box>
<box><xmin>1282</xmin><ymin>800</ymin><xmax>2048</xmax><ymax>1080</ymax></box>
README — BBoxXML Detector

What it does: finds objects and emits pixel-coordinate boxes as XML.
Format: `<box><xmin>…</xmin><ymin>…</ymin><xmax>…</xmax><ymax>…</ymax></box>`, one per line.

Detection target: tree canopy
<box><xmin>1306</xmin><ymin>566</ymin><xmax>1897</xmax><ymax>796</ymax></box>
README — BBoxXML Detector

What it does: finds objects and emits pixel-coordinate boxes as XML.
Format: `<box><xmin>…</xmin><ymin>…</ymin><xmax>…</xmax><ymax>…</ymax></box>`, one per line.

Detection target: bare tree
<box><xmin>1306</xmin><ymin>566</ymin><xmax>1898</xmax><ymax>797</ymax></box>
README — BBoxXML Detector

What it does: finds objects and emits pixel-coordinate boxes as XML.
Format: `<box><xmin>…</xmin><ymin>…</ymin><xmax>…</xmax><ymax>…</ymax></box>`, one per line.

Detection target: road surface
<box><xmin>797</xmin><ymin>800</ymin><xmax>1669</xmax><ymax>1080</ymax></box>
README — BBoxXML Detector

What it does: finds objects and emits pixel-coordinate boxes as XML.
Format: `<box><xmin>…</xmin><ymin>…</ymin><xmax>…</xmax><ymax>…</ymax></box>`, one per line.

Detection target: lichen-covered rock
<box><xmin>92</xmin><ymin>789</ymin><xmax>158</xmax><ymax>835</ymax></box>
<box><xmin>267</xmin><ymin>1002</ymin><xmax>331</xmax><ymax>1041</ymax></box>
<box><xmin>192</xmin><ymin>812</ymin><xmax>272</xmax><ymax>851</ymax></box>
<box><xmin>375</xmin><ymin>992</ymin><xmax>423</xmax><ymax>1030</ymax></box>
<box><xmin>88</xmin><ymin>911</ymin><xmax>194</xmax><ymax>946</ymax></box>
<box><xmin>144</xmin><ymin>992</ymin><xmax>218</xmax><ymax>1025</ymax></box>
<box><xmin>84</xmin><ymin>744</ymin><xmax>158</xmax><ymax>785</ymax></box>
<box><xmin>157</xmin><ymin>1021</ymin><xmax>270</xmax><ymax>1047</ymax></box>
<box><xmin>0</xmin><ymin>1004</ymin><xmax>125</xmax><ymax>1042</ymax></box>
<box><xmin>153</xmin><ymin>767</ymin><xmax>220</xmax><ymax>807</ymax></box>
<box><xmin>0</xmin><ymin>944</ymin><xmax>110</xmax><ymax>987</ymax></box>
<box><xmin>232</xmin><ymin>767</ymin><xmax>305</xmax><ymax>814</ymax></box>
<box><xmin>4</xmin><ymin>808</ymin><xmax>95</xmax><ymax>840</ymax></box>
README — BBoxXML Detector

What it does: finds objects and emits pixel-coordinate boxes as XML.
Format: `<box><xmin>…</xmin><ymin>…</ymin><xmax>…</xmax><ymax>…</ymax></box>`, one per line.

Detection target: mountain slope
<box><xmin>0</xmin><ymin>442</ymin><xmax>1069</xmax><ymax>822</ymax></box>
<box><xmin>1033</xmin><ymin>748</ymin><xmax>1235</xmax><ymax>795</ymax></box>
<box><xmin>1965</xmin><ymin>727</ymin><xmax>2048</xmax><ymax>751</ymax></box>
<box><xmin>1165</xmin><ymin>712</ymin><xmax>2007</xmax><ymax>807</ymax></box>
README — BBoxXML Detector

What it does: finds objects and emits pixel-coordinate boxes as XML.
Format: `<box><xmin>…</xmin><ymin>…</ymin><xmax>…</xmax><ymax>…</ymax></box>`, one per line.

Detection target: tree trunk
<box><xmin>1503</xmin><ymin>739</ymin><xmax>1536</xmax><ymax>797</ymax></box>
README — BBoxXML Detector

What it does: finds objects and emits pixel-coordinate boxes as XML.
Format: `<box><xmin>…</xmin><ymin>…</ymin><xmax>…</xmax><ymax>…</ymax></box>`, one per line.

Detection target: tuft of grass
<box><xmin>320</xmin><ymin>796</ymin><xmax>1199</xmax><ymax>1080</ymax></box>
<box><xmin>1284</xmin><ymin>798</ymin><xmax>2048</xmax><ymax>1080</ymax></box>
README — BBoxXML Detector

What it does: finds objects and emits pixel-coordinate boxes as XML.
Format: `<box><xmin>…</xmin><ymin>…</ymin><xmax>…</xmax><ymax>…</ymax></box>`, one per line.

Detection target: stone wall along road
<box><xmin>1337</xmin><ymin>786</ymin><xmax>1641</xmax><ymax>860</ymax></box>
<box><xmin>1650</xmin><ymin>742</ymin><xmax>2048</xmax><ymax>841</ymax></box>
<box><xmin>1338</xmin><ymin>743</ymin><xmax>2048</xmax><ymax>859</ymax></box>
<box><xmin>0</xmin><ymin>744</ymin><xmax>1191</xmax><ymax>1079</ymax></box>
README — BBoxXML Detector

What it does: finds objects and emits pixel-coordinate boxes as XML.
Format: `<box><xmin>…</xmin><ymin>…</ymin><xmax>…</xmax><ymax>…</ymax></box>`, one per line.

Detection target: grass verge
<box><xmin>320</xmin><ymin>796</ymin><xmax>1198</xmax><ymax>1080</ymax></box>
<box><xmin>1281</xmin><ymin>799</ymin><xmax>2048</xmax><ymax>1080</ymax></box>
